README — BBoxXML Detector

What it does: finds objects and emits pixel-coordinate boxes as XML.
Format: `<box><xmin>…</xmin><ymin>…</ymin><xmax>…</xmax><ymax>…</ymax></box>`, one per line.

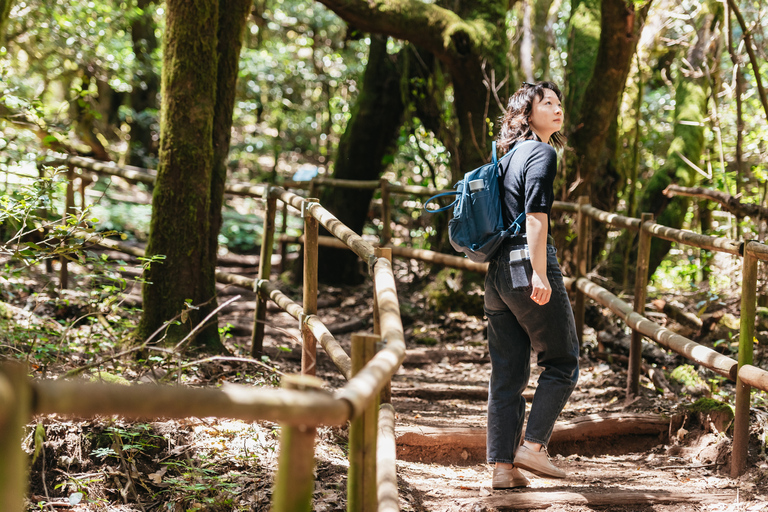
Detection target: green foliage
<box><xmin>424</xmin><ymin>268</ymin><xmax>485</xmax><ymax>318</ymax></box>
<box><xmin>687</xmin><ymin>396</ymin><xmax>733</xmax><ymax>416</ymax></box>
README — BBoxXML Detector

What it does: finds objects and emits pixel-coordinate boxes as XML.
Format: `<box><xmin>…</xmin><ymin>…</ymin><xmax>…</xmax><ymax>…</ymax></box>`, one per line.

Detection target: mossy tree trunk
<box><xmin>0</xmin><ymin>0</ymin><xmax>13</xmax><ymax>47</ymax></box>
<box><xmin>138</xmin><ymin>0</ymin><xmax>239</xmax><ymax>351</ymax></box>
<box><xmin>315</xmin><ymin>0</ymin><xmax>508</xmax><ymax>180</ymax></box>
<box><xmin>314</xmin><ymin>35</ymin><xmax>407</xmax><ymax>284</ymax></box>
<box><xmin>565</xmin><ymin>0</ymin><xmax>652</xmax><ymax>205</ymax></box>
<box><xmin>204</xmin><ymin>0</ymin><xmax>253</xmax><ymax>333</ymax></box>
<box><xmin>610</xmin><ymin>0</ymin><xmax>723</xmax><ymax>283</ymax></box>
<box><xmin>128</xmin><ymin>0</ymin><xmax>160</xmax><ymax>168</ymax></box>
<box><xmin>552</xmin><ymin>0</ymin><xmax>649</xmax><ymax>267</ymax></box>
<box><xmin>563</xmin><ymin>0</ymin><xmax>600</xmax><ymax>122</ymax></box>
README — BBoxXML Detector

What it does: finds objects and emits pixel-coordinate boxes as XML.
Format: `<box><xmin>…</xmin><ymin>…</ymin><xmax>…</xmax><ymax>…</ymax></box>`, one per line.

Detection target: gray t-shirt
<box><xmin>498</xmin><ymin>140</ymin><xmax>558</xmax><ymax>236</ymax></box>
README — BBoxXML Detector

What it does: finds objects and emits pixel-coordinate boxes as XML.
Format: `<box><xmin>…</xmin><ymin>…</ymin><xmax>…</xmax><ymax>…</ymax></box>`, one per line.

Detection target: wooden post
<box><xmin>278</xmin><ymin>201</ymin><xmax>289</xmax><ymax>273</ymax></box>
<box><xmin>574</xmin><ymin>196</ymin><xmax>590</xmax><ymax>345</ymax></box>
<box><xmin>308</xmin><ymin>179</ymin><xmax>319</xmax><ymax>203</ymax></box>
<box><xmin>374</xmin><ymin>247</ymin><xmax>393</xmax><ymax>404</ymax></box>
<box><xmin>348</xmin><ymin>333</ymin><xmax>380</xmax><ymax>512</ymax></box>
<box><xmin>251</xmin><ymin>190</ymin><xmax>277</xmax><ymax>357</ymax></box>
<box><xmin>271</xmin><ymin>374</ymin><xmax>323</xmax><ymax>512</ymax></box>
<box><xmin>627</xmin><ymin>213</ymin><xmax>654</xmax><ymax>400</ymax></box>
<box><xmin>732</xmin><ymin>243</ymin><xmax>758</xmax><ymax>477</ymax></box>
<box><xmin>302</xmin><ymin>199</ymin><xmax>319</xmax><ymax>376</ymax></box>
<box><xmin>380</xmin><ymin>178</ymin><xmax>391</xmax><ymax>246</ymax></box>
<box><xmin>0</xmin><ymin>363</ymin><xmax>31</xmax><ymax>512</ymax></box>
<box><xmin>60</xmin><ymin>165</ymin><xmax>76</xmax><ymax>289</ymax></box>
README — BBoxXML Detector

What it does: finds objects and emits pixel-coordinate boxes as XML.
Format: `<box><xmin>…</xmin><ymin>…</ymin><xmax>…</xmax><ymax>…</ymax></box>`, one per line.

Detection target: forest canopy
<box><xmin>1</xmin><ymin>0</ymin><xmax>767</xmax><ymax>345</ymax></box>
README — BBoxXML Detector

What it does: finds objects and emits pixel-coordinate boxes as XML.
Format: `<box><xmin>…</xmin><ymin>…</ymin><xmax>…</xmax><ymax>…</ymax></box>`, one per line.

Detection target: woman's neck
<box><xmin>530</xmin><ymin>127</ymin><xmax>549</xmax><ymax>144</ymax></box>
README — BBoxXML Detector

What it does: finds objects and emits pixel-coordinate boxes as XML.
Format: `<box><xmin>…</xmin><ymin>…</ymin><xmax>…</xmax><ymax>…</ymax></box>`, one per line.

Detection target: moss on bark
<box><xmin>564</xmin><ymin>0</ymin><xmax>601</xmax><ymax>119</ymax></box>
<box><xmin>137</xmin><ymin>0</ymin><xmax>220</xmax><ymax>347</ymax></box>
<box><xmin>203</xmin><ymin>0</ymin><xmax>252</xmax><ymax>346</ymax></box>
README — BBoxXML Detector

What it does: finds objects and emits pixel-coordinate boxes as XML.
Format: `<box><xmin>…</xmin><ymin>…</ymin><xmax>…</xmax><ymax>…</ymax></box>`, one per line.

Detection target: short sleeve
<box><xmin>524</xmin><ymin>144</ymin><xmax>558</xmax><ymax>214</ymax></box>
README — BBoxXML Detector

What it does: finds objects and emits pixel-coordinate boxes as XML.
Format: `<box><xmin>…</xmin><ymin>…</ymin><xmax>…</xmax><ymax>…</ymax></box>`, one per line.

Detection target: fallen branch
<box><xmin>663</xmin><ymin>184</ymin><xmax>768</xmax><ymax>219</ymax></box>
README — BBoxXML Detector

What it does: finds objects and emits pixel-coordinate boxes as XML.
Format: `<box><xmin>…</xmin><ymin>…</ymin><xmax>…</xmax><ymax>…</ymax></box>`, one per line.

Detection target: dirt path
<box><xmin>11</xmin><ymin>254</ymin><xmax>768</xmax><ymax>511</ymax></box>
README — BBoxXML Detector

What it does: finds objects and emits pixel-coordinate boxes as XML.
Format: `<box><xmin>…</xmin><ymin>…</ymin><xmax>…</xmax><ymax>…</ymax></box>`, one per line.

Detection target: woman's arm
<box><xmin>526</xmin><ymin>212</ymin><xmax>550</xmax><ymax>305</ymax></box>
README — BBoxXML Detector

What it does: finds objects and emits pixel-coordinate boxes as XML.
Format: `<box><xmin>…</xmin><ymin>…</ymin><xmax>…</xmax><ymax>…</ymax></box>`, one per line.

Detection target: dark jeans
<box><xmin>484</xmin><ymin>243</ymin><xmax>579</xmax><ymax>464</ymax></box>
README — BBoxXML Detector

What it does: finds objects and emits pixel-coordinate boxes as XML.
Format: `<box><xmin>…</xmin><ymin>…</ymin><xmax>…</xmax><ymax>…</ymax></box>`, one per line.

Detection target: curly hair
<box><xmin>497</xmin><ymin>81</ymin><xmax>565</xmax><ymax>153</ymax></box>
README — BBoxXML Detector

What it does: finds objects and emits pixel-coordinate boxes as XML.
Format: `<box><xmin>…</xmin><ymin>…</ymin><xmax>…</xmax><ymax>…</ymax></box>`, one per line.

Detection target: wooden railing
<box><xmin>0</xmin><ymin>182</ymin><xmax>404</xmax><ymax>511</ymax></box>
<box><xmin>563</xmin><ymin>195</ymin><xmax>768</xmax><ymax>478</ymax></box>
<box><xmin>28</xmin><ymin>154</ymin><xmax>768</xmax><ymax>483</ymax></box>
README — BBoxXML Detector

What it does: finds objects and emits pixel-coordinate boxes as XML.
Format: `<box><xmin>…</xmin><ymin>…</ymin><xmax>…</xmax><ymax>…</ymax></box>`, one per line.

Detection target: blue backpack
<box><xmin>424</xmin><ymin>141</ymin><xmax>530</xmax><ymax>263</ymax></box>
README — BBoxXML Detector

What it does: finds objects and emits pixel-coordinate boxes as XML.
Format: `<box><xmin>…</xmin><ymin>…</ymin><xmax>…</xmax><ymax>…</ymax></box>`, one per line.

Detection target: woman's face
<box><xmin>528</xmin><ymin>89</ymin><xmax>563</xmax><ymax>142</ymax></box>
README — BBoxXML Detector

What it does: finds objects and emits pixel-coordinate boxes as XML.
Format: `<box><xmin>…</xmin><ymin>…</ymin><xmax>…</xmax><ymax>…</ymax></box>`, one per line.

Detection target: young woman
<box><xmin>486</xmin><ymin>81</ymin><xmax>580</xmax><ymax>489</ymax></box>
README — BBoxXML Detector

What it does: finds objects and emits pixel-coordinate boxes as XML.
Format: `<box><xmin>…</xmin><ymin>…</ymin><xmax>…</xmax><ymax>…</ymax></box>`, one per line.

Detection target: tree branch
<box><xmin>663</xmin><ymin>183</ymin><xmax>768</xmax><ymax>220</ymax></box>
<box><xmin>315</xmin><ymin>0</ymin><xmax>493</xmax><ymax>61</ymax></box>
<box><xmin>727</xmin><ymin>0</ymin><xmax>768</xmax><ymax>122</ymax></box>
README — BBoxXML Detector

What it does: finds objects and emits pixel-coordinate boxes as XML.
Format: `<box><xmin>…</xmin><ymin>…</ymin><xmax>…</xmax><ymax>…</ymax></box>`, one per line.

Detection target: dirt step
<box><xmin>396</xmin><ymin>413</ymin><xmax>673</xmax><ymax>464</ymax></box>
<box><xmin>469</xmin><ymin>489</ymin><xmax>738</xmax><ymax>510</ymax></box>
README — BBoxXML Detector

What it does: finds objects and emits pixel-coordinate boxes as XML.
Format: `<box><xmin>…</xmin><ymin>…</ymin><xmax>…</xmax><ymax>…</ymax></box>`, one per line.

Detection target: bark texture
<box><xmin>138</xmin><ymin>0</ymin><xmax>220</xmax><ymax>347</ymax></box>
<box><xmin>566</xmin><ymin>0</ymin><xmax>652</xmax><ymax>204</ymax></box>
<box><xmin>203</xmin><ymin>0</ymin><xmax>252</xmax><ymax>341</ymax></box>
<box><xmin>564</xmin><ymin>0</ymin><xmax>600</xmax><ymax>121</ymax></box>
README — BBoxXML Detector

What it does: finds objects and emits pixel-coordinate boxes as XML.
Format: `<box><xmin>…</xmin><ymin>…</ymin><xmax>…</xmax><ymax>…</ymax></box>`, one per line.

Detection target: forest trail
<box><xmin>13</xmin><ymin>250</ymin><xmax>768</xmax><ymax>511</ymax></box>
<box><xmin>213</xmin><ymin>251</ymin><xmax>768</xmax><ymax>512</ymax></box>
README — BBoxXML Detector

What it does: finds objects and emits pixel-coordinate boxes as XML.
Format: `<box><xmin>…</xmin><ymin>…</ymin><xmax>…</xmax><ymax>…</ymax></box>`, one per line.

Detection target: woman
<box><xmin>485</xmin><ymin>81</ymin><xmax>580</xmax><ymax>489</ymax></box>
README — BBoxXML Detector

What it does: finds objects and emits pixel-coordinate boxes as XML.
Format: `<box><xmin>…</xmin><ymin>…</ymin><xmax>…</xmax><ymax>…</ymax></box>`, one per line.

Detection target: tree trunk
<box><xmin>128</xmin><ymin>0</ymin><xmax>160</xmax><ymax>168</ymax></box>
<box><xmin>611</xmin><ymin>0</ymin><xmax>722</xmax><ymax>283</ymax></box>
<box><xmin>0</xmin><ymin>0</ymin><xmax>13</xmax><ymax>47</ymax></box>
<box><xmin>566</xmin><ymin>0</ymin><xmax>651</xmax><ymax>201</ymax></box>
<box><xmin>137</xmin><ymin>0</ymin><xmax>220</xmax><ymax>348</ymax></box>
<box><xmin>315</xmin><ymin>35</ymin><xmax>406</xmax><ymax>284</ymax></box>
<box><xmin>204</xmin><ymin>0</ymin><xmax>252</xmax><ymax>344</ymax></box>
<box><xmin>532</xmin><ymin>0</ymin><xmax>557</xmax><ymax>81</ymax></box>
<box><xmin>314</xmin><ymin>0</ymin><xmax>508</xmax><ymax>181</ymax></box>
<box><xmin>563</xmin><ymin>0</ymin><xmax>600</xmax><ymax>123</ymax></box>
<box><xmin>556</xmin><ymin>0</ymin><xmax>650</xmax><ymax>261</ymax></box>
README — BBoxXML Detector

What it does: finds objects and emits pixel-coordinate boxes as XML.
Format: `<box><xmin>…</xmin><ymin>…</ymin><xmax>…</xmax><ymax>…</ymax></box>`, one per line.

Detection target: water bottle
<box><xmin>468</xmin><ymin>179</ymin><xmax>494</xmax><ymax>237</ymax></box>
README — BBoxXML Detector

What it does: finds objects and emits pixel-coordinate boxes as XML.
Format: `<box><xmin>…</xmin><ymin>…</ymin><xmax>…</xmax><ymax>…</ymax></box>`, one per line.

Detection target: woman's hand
<box><xmin>530</xmin><ymin>270</ymin><xmax>551</xmax><ymax>305</ymax></box>
<box><xmin>526</xmin><ymin>212</ymin><xmax>550</xmax><ymax>306</ymax></box>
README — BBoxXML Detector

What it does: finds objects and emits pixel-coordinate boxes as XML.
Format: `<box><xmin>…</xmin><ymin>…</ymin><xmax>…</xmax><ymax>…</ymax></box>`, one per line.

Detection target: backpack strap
<box><xmin>423</xmin><ymin>191</ymin><xmax>459</xmax><ymax>213</ymax></box>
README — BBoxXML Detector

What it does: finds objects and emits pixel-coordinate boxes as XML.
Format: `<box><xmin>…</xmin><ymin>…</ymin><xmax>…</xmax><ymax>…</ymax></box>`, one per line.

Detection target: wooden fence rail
<box><xmin>26</xmin><ymin>153</ymin><xmax>768</xmax><ymax>483</ymax></box>
<box><xmin>0</xmin><ymin>182</ymin><xmax>406</xmax><ymax>511</ymax></box>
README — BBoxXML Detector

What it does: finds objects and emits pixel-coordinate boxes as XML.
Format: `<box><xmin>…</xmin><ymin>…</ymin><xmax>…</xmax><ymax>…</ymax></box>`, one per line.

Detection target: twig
<box><xmin>111</xmin><ymin>431</ymin><xmax>147</xmax><ymax>512</ymax></box>
<box><xmin>40</xmin><ymin>443</ymin><xmax>56</xmax><ymax>512</ymax></box>
<box><xmin>60</xmin><ymin>304</ymin><xmax>191</xmax><ymax>378</ymax></box>
<box><xmin>658</xmin><ymin>463</ymin><xmax>721</xmax><ymax>470</ymax></box>
<box><xmin>173</xmin><ymin>294</ymin><xmax>242</xmax><ymax>352</ymax></box>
